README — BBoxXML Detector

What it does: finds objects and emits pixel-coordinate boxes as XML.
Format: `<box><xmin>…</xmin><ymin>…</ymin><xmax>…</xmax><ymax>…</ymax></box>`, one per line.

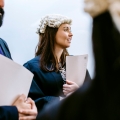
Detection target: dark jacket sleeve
<box><xmin>84</xmin><ymin>70</ymin><xmax>91</xmax><ymax>82</ymax></box>
<box><xmin>0</xmin><ymin>106</ymin><xmax>18</xmax><ymax>120</ymax></box>
<box><xmin>23</xmin><ymin>62</ymin><xmax>60</xmax><ymax>113</ymax></box>
<box><xmin>36</xmin><ymin>79</ymin><xmax>92</xmax><ymax>120</ymax></box>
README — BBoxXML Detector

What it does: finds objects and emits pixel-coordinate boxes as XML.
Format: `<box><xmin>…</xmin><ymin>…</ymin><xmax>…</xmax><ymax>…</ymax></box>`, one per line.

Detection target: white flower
<box><xmin>37</xmin><ymin>14</ymin><xmax>72</xmax><ymax>34</ymax></box>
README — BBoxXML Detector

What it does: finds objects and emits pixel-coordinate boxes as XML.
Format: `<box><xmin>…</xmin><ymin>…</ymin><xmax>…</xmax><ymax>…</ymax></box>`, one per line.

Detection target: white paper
<box><xmin>66</xmin><ymin>54</ymin><xmax>88</xmax><ymax>87</ymax></box>
<box><xmin>0</xmin><ymin>55</ymin><xmax>33</xmax><ymax>105</ymax></box>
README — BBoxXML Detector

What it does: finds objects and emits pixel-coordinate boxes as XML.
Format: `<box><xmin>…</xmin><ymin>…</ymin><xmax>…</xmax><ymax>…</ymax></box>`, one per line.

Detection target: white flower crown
<box><xmin>37</xmin><ymin>14</ymin><xmax>72</xmax><ymax>34</ymax></box>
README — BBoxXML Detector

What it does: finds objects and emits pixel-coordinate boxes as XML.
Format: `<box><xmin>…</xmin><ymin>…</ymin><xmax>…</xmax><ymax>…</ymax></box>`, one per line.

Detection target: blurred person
<box><xmin>24</xmin><ymin>14</ymin><xmax>91</xmax><ymax>113</ymax></box>
<box><xmin>0</xmin><ymin>0</ymin><xmax>12</xmax><ymax>59</ymax></box>
<box><xmin>0</xmin><ymin>0</ymin><xmax>37</xmax><ymax>119</ymax></box>
<box><xmin>36</xmin><ymin>0</ymin><xmax>120</xmax><ymax>120</ymax></box>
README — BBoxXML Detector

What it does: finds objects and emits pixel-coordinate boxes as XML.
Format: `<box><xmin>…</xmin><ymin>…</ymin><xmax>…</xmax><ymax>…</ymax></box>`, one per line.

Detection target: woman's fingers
<box><xmin>63</xmin><ymin>90</ymin><xmax>68</xmax><ymax>96</ymax></box>
<box><xmin>66</xmin><ymin>80</ymin><xmax>74</xmax><ymax>85</ymax></box>
<box><xmin>13</xmin><ymin>94</ymin><xmax>26</xmax><ymax>105</ymax></box>
<box><xmin>63</xmin><ymin>87</ymin><xmax>70</xmax><ymax>95</ymax></box>
<box><xmin>19</xmin><ymin>115</ymin><xmax>36</xmax><ymax>120</ymax></box>
<box><xmin>63</xmin><ymin>84</ymin><xmax>69</xmax><ymax>88</ymax></box>
<box><xmin>19</xmin><ymin>109</ymin><xmax>37</xmax><ymax>115</ymax></box>
<box><xmin>19</xmin><ymin>109</ymin><xmax>37</xmax><ymax>120</ymax></box>
<box><xmin>63</xmin><ymin>80</ymin><xmax>79</xmax><ymax>95</ymax></box>
<box><xmin>26</xmin><ymin>98</ymin><xmax>34</xmax><ymax>109</ymax></box>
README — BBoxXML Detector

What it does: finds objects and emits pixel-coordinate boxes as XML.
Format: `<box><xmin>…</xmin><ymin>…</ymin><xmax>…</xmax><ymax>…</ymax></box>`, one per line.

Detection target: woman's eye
<box><xmin>64</xmin><ymin>28</ymin><xmax>71</xmax><ymax>32</ymax></box>
<box><xmin>64</xmin><ymin>29</ymin><xmax>67</xmax><ymax>31</ymax></box>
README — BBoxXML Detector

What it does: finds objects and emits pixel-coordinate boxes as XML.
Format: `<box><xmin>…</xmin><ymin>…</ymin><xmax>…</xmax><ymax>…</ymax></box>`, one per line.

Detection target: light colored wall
<box><xmin>0</xmin><ymin>0</ymin><xmax>95</xmax><ymax>78</ymax></box>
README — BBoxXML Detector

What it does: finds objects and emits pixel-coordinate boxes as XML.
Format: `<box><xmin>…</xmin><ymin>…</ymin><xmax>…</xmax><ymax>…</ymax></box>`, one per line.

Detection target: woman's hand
<box><xmin>13</xmin><ymin>94</ymin><xmax>31</xmax><ymax>111</ymax></box>
<box><xmin>19</xmin><ymin>98</ymin><xmax>38</xmax><ymax>120</ymax></box>
<box><xmin>63</xmin><ymin>80</ymin><xmax>79</xmax><ymax>96</ymax></box>
<box><xmin>12</xmin><ymin>94</ymin><xmax>37</xmax><ymax>120</ymax></box>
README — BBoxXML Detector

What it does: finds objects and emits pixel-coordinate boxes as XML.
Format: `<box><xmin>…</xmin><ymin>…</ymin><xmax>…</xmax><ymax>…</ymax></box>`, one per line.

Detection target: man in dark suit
<box><xmin>0</xmin><ymin>38</ymin><xmax>12</xmax><ymax>59</ymax></box>
<box><xmin>36</xmin><ymin>1</ymin><xmax>120</xmax><ymax>120</ymax></box>
<box><xmin>0</xmin><ymin>0</ymin><xmax>12</xmax><ymax>59</ymax></box>
<box><xmin>0</xmin><ymin>0</ymin><xmax>37</xmax><ymax>119</ymax></box>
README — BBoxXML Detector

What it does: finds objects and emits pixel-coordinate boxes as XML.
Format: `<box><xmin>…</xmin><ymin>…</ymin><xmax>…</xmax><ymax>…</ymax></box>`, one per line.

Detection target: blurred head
<box><xmin>36</xmin><ymin>14</ymin><xmax>72</xmax><ymax>71</ymax></box>
<box><xmin>84</xmin><ymin>0</ymin><xmax>108</xmax><ymax>17</ymax></box>
<box><xmin>0</xmin><ymin>0</ymin><xmax>4</xmax><ymax>27</ymax></box>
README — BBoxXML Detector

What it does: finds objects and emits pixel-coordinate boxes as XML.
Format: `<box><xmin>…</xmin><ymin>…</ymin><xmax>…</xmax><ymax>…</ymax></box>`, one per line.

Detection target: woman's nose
<box><xmin>69</xmin><ymin>31</ymin><xmax>73</xmax><ymax>37</ymax></box>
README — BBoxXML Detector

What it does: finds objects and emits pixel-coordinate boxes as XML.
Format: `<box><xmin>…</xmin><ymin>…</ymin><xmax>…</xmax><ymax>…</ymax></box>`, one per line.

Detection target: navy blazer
<box><xmin>0</xmin><ymin>106</ymin><xmax>18</xmax><ymax>120</ymax></box>
<box><xmin>36</xmin><ymin>11</ymin><xmax>120</xmax><ymax>120</ymax></box>
<box><xmin>0</xmin><ymin>38</ymin><xmax>18</xmax><ymax>120</ymax></box>
<box><xmin>0</xmin><ymin>38</ymin><xmax>12</xmax><ymax>59</ymax></box>
<box><xmin>24</xmin><ymin>55</ymin><xmax>91</xmax><ymax>113</ymax></box>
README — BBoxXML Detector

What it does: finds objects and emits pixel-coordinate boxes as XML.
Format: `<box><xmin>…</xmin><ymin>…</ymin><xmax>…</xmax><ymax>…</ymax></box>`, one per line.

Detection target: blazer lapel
<box><xmin>0</xmin><ymin>38</ymin><xmax>12</xmax><ymax>59</ymax></box>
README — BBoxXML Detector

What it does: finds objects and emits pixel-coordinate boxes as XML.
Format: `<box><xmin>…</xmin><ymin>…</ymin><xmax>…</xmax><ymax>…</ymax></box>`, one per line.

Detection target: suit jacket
<box><xmin>0</xmin><ymin>38</ymin><xmax>18</xmax><ymax>120</ymax></box>
<box><xmin>0</xmin><ymin>106</ymin><xmax>18</xmax><ymax>120</ymax></box>
<box><xmin>36</xmin><ymin>11</ymin><xmax>120</xmax><ymax>120</ymax></box>
<box><xmin>0</xmin><ymin>38</ymin><xmax>12</xmax><ymax>59</ymax></box>
<box><xmin>24</xmin><ymin>55</ymin><xmax>91</xmax><ymax>113</ymax></box>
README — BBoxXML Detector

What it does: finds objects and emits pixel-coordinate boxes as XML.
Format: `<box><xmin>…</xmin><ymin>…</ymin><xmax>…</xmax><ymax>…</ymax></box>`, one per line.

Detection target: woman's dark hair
<box><xmin>35</xmin><ymin>26</ymin><xmax>69</xmax><ymax>72</ymax></box>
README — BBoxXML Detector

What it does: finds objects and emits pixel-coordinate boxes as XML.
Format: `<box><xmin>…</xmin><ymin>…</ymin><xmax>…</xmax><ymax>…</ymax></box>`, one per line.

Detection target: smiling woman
<box><xmin>55</xmin><ymin>24</ymin><xmax>73</xmax><ymax>49</ymax></box>
<box><xmin>23</xmin><ymin>14</ymin><xmax>91</xmax><ymax>113</ymax></box>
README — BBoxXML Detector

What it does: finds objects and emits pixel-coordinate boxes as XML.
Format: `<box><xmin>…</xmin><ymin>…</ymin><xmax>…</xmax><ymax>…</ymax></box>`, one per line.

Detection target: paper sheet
<box><xmin>66</xmin><ymin>54</ymin><xmax>88</xmax><ymax>87</ymax></box>
<box><xmin>0</xmin><ymin>55</ymin><xmax>33</xmax><ymax>105</ymax></box>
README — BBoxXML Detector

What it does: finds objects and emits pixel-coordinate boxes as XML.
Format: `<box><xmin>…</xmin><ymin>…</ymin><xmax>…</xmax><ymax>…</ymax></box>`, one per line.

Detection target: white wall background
<box><xmin>0</xmin><ymin>0</ymin><xmax>95</xmax><ymax>78</ymax></box>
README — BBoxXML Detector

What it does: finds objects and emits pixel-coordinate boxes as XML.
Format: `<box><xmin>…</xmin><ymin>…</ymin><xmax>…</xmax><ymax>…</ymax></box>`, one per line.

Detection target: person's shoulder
<box><xmin>23</xmin><ymin>56</ymin><xmax>41</xmax><ymax>70</ymax></box>
<box><xmin>24</xmin><ymin>55</ymin><xmax>40</xmax><ymax>66</ymax></box>
<box><xmin>0</xmin><ymin>38</ymin><xmax>7</xmax><ymax>45</ymax></box>
<box><xmin>0</xmin><ymin>38</ymin><xmax>5</xmax><ymax>42</ymax></box>
<box><xmin>26</xmin><ymin>55</ymin><xmax>40</xmax><ymax>64</ymax></box>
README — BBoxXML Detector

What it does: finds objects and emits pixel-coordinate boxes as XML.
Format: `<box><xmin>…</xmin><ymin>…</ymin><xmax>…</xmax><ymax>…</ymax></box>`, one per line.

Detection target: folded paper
<box><xmin>66</xmin><ymin>54</ymin><xmax>88</xmax><ymax>87</ymax></box>
<box><xmin>0</xmin><ymin>55</ymin><xmax>33</xmax><ymax>105</ymax></box>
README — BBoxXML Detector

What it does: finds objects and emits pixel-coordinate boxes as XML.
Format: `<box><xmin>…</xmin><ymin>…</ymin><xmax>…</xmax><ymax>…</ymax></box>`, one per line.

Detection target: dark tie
<box><xmin>0</xmin><ymin>46</ymin><xmax>4</xmax><ymax>55</ymax></box>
